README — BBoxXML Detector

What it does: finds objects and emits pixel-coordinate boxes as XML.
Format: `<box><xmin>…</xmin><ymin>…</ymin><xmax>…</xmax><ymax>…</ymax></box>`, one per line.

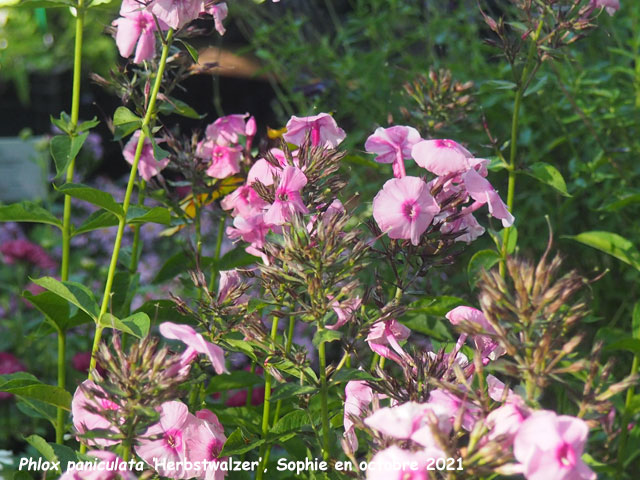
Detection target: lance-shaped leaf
<box><xmin>567</xmin><ymin>231</ymin><xmax>640</xmax><ymax>271</ymax></box>
<box><xmin>0</xmin><ymin>372</ymin><xmax>71</xmax><ymax>410</ymax></box>
<box><xmin>32</xmin><ymin>276</ymin><xmax>100</xmax><ymax>320</ymax></box>
<box><xmin>100</xmin><ymin>312</ymin><xmax>150</xmax><ymax>339</ymax></box>
<box><xmin>50</xmin><ymin>132</ymin><xmax>90</xmax><ymax>178</ymax></box>
<box><xmin>524</xmin><ymin>162</ymin><xmax>571</xmax><ymax>197</ymax></box>
<box><xmin>57</xmin><ymin>183</ymin><xmax>124</xmax><ymax>217</ymax></box>
<box><xmin>0</xmin><ymin>201</ymin><xmax>62</xmax><ymax>228</ymax></box>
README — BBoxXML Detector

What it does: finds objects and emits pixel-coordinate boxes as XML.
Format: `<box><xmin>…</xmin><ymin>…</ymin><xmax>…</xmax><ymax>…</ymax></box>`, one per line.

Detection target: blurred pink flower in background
<box><xmin>1</xmin><ymin>239</ymin><xmax>56</xmax><ymax>270</ymax></box>
<box><xmin>0</xmin><ymin>352</ymin><xmax>26</xmax><ymax>400</ymax></box>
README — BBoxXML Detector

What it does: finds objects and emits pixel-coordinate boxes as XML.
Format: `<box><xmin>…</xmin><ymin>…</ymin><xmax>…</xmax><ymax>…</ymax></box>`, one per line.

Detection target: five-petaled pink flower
<box><xmin>513</xmin><ymin>410</ymin><xmax>596</xmax><ymax>480</ymax></box>
<box><xmin>123</xmin><ymin>131</ymin><xmax>170</xmax><ymax>181</ymax></box>
<box><xmin>185</xmin><ymin>410</ymin><xmax>228</xmax><ymax>480</ymax></box>
<box><xmin>159</xmin><ymin>322</ymin><xmax>228</xmax><ymax>374</ymax></box>
<box><xmin>365</xmin><ymin>125</ymin><xmax>422</xmax><ymax>178</ymax></box>
<box><xmin>205</xmin><ymin>114</ymin><xmax>249</xmax><ymax>145</ymax></box>
<box><xmin>0</xmin><ymin>352</ymin><xmax>26</xmax><ymax>400</ymax></box>
<box><xmin>372</xmin><ymin>176</ymin><xmax>440</xmax><ymax>246</ymax></box>
<box><xmin>411</xmin><ymin>139</ymin><xmax>475</xmax><ymax>176</ymax></box>
<box><xmin>197</xmin><ymin>141</ymin><xmax>242</xmax><ymax>179</ymax></box>
<box><xmin>113</xmin><ymin>0</ymin><xmax>165</xmax><ymax>64</ymax></box>
<box><xmin>150</xmin><ymin>0</ymin><xmax>202</xmax><ymax>30</ymax></box>
<box><xmin>264</xmin><ymin>166</ymin><xmax>309</xmax><ymax>225</ymax></box>
<box><xmin>446</xmin><ymin>306</ymin><xmax>505</xmax><ymax>362</ymax></box>
<box><xmin>366</xmin><ymin>319</ymin><xmax>412</xmax><ymax>364</ymax></box>
<box><xmin>136</xmin><ymin>401</ymin><xmax>191</xmax><ymax>478</ymax></box>
<box><xmin>71</xmin><ymin>380</ymin><xmax>121</xmax><ymax>447</ymax></box>
<box><xmin>283</xmin><ymin>113</ymin><xmax>346</xmax><ymax>148</ymax></box>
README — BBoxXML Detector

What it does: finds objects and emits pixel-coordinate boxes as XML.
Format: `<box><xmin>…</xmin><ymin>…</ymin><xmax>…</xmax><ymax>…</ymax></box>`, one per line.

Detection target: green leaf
<box><xmin>269</xmin><ymin>384</ymin><xmax>317</xmax><ymax>402</ymax></box>
<box><xmin>206</xmin><ymin>371</ymin><xmax>263</xmax><ymax>394</ymax></box>
<box><xmin>113</xmin><ymin>107</ymin><xmax>142</xmax><ymax>141</ymax></box>
<box><xmin>133</xmin><ymin>299</ymin><xmax>189</xmax><ymax>324</ymax></box>
<box><xmin>467</xmin><ymin>249</ymin><xmax>501</xmax><ymax>288</ymax></box>
<box><xmin>73</xmin><ymin>210</ymin><xmax>118</xmax><ymax>236</ymax></box>
<box><xmin>598</xmin><ymin>193</ymin><xmax>640</xmax><ymax>212</ymax></box>
<box><xmin>633</xmin><ymin>302</ymin><xmax>640</xmax><ymax>340</ymax></box>
<box><xmin>50</xmin><ymin>132</ymin><xmax>89</xmax><ymax>178</ymax></box>
<box><xmin>22</xmin><ymin>290</ymin><xmax>73</xmax><ymax>332</ymax></box>
<box><xmin>525</xmin><ymin>162</ymin><xmax>571</xmax><ymax>197</ymax></box>
<box><xmin>57</xmin><ymin>183</ymin><xmax>123</xmax><ymax>217</ymax></box>
<box><xmin>32</xmin><ymin>277</ymin><xmax>99</xmax><ymax>320</ymax></box>
<box><xmin>566</xmin><ymin>231</ymin><xmax>640</xmax><ymax>271</ymax></box>
<box><xmin>177</xmin><ymin>39</ymin><xmax>199</xmax><ymax>63</ymax></box>
<box><xmin>127</xmin><ymin>206</ymin><xmax>172</xmax><ymax>225</ymax></box>
<box><xmin>400</xmin><ymin>296</ymin><xmax>464</xmax><ymax>340</ymax></box>
<box><xmin>604</xmin><ymin>339</ymin><xmax>640</xmax><ymax>355</ymax></box>
<box><xmin>330</xmin><ymin>368</ymin><xmax>376</xmax><ymax>384</ymax></box>
<box><xmin>50</xmin><ymin>112</ymin><xmax>72</xmax><ymax>134</ymax></box>
<box><xmin>0</xmin><ymin>373</ymin><xmax>71</xmax><ymax>410</ymax></box>
<box><xmin>153</xmin><ymin>251</ymin><xmax>193</xmax><ymax>284</ymax></box>
<box><xmin>16</xmin><ymin>397</ymin><xmax>57</xmax><ymax>426</ymax></box>
<box><xmin>496</xmin><ymin>226</ymin><xmax>518</xmax><ymax>255</ymax></box>
<box><xmin>76</xmin><ymin>117</ymin><xmax>100</xmax><ymax>133</ymax></box>
<box><xmin>158</xmin><ymin>96</ymin><xmax>204</xmax><ymax>119</ymax></box>
<box><xmin>220</xmin><ymin>428</ymin><xmax>265</xmax><ymax>457</ymax></box>
<box><xmin>312</xmin><ymin>329</ymin><xmax>342</xmax><ymax>348</ymax></box>
<box><xmin>100</xmin><ymin>312</ymin><xmax>150</xmax><ymax>339</ymax></box>
<box><xmin>0</xmin><ymin>201</ymin><xmax>62</xmax><ymax>228</ymax></box>
<box><xmin>272</xmin><ymin>410</ymin><xmax>309</xmax><ymax>434</ymax></box>
<box><xmin>24</xmin><ymin>435</ymin><xmax>61</xmax><ymax>472</ymax></box>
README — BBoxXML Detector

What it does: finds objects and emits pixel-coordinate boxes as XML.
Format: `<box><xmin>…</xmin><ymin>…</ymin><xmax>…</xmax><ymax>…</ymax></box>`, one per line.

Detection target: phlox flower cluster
<box><xmin>220</xmin><ymin>112</ymin><xmax>345</xmax><ymax>264</ymax></box>
<box><xmin>366</xmin><ymin>127</ymin><xmax>514</xmax><ymax>246</ymax></box>
<box><xmin>343</xmin><ymin>303</ymin><xmax>597</xmax><ymax>480</ymax></box>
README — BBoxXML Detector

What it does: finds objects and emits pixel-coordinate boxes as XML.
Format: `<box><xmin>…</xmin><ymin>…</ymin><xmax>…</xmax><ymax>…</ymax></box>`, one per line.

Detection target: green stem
<box><xmin>55</xmin><ymin>330</ymin><xmax>66</xmax><ymax>444</ymax></box>
<box><xmin>129</xmin><ymin>180</ymin><xmax>146</xmax><ymax>273</ymax></box>
<box><xmin>618</xmin><ymin>354</ymin><xmax>639</xmax><ymax>471</ymax></box>
<box><xmin>86</xmin><ymin>29</ymin><xmax>175</xmax><ymax>380</ymax></box>
<box><xmin>318</xmin><ymin>328</ymin><xmax>330</xmax><ymax>461</ymax></box>
<box><xmin>245</xmin><ymin>362</ymin><xmax>257</xmax><ymax>408</ymax></box>
<box><xmin>500</xmin><ymin>17</ymin><xmax>544</xmax><ymax>277</ymax></box>
<box><xmin>209</xmin><ymin>215</ymin><xmax>227</xmax><ymax>292</ymax></box>
<box><xmin>56</xmin><ymin>0</ymin><xmax>85</xmax><ymax>445</ymax></box>
<box><xmin>257</xmin><ymin>317</ymin><xmax>279</xmax><ymax>480</ymax></box>
<box><xmin>271</xmin><ymin>316</ymin><xmax>296</xmax><ymax>426</ymax></box>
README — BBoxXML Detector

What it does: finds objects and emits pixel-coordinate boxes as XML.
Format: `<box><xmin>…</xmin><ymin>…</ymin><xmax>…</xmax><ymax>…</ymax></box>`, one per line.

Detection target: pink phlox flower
<box><xmin>283</xmin><ymin>113</ymin><xmax>346</xmax><ymax>148</ymax></box>
<box><xmin>364</xmin><ymin>401</ymin><xmax>451</xmax><ymax>448</ymax></box>
<box><xmin>205</xmin><ymin>114</ymin><xmax>249</xmax><ymax>145</ymax></box>
<box><xmin>201</xmin><ymin>1</ymin><xmax>228</xmax><ymax>36</ymax></box>
<box><xmin>446</xmin><ymin>306</ymin><xmax>506</xmax><ymax>362</ymax></box>
<box><xmin>220</xmin><ymin>185</ymin><xmax>268</xmax><ymax>218</ymax></box>
<box><xmin>487</xmin><ymin>402</ymin><xmax>530</xmax><ymax>445</ymax></box>
<box><xmin>71</xmin><ymin>380</ymin><xmax>121</xmax><ymax>447</ymax></box>
<box><xmin>486</xmin><ymin>374</ymin><xmax>522</xmax><ymax>403</ymax></box>
<box><xmin>113</xmin><ymin>0</ymin><xmax>164</xmax><ymax>64</ymax></box>
<box><xmin>225</xmin><ymin>213</ymin><xmax>270</xmax><ymax>248</ymax></box>
<box><xmin>263</xmin><ymin>166</ymin><xmax>309</xmax><ymax>225</ymax></box>
<box><xmin>0</xmin><ymin>239</ymin><xmax>56</xmax><ymax>270</ymax></box>
<box><xmin>372</xmin><ymin>176</ymin><xmax>440</xmax><ymax>246</ymax></box>
<box><xmin>461</xmin><ymin>168</ymin><xmax>514</xmax><ymax>227</ymax></box>
<box><xmin>136</xmin><ymin>401</ymin><xmax>191</xmax><ymax>478</ymax></box>
<box><xmin>0</xmin><ymin>352</ymin><xmax>26</xmax><ymax>400</ymax></box>
<box><xmin>196</xmin><ymin>140</ymin><xmax>242</xmax><ymax>179</ymax></box>
<box><xmin>159</xmin><ymin>322</ymin><xmax>228</xmax><ymax>374</ymax></box>
<box><xmin>123</xmin><ymin>131</ymin><xmax>169</xmax><ymax>181</ymax></box>
<box><xmin>440</xmin><ymin>212</ymin><xmax>485</xmax><ymax>244</ymax></box>
<box><xmin>149</xmin><ymin>0</ymin><xmax>202</xmax><ymax>30</ymax></box>
<box><xmin>513</xmin><ymin>410</ymin><xmax>596</xmax><ymax>480</ymax></box>
<box><xmin>326</xmin><ymin>296</ymin><xmax>362</xmax><ymax>330</ymax></box>
<box><xmin>217</xmin><ymin>269</ymin><xmax>243</xmax><ymax>304</ymax></box>
<box><xmin>428</xmin><ymin>388</ymin><xmax>480</xmax><ymax>432</ymax></box>
<box><xmin>247</xmin><ymin>158</ymin><xmax>282</xmax><ymax>187</ymax></box>
<box><xmin>589</xmin><ymin>0</ymin><xmax>619</xmax><ymax>16</ymax></box>
<box><xmin>366</xmin><ymin>319</ymin><xmax>412</xmax><ymax>365</ymax></box>
<box><xmin>411</xmin><ymin>139</ymin><xmax>475</xmax><ymax>176</ymax></box>
<box><xmin>184</xmin><ymin>409</ymin><xmax>228</xmax><ymax>480</ymax></box>
<box><xmin>366</xmin><ymin>445</ymin><xmax>446</xmax><ymax>480</ymax></box>
<box><xmin>365</xmin><ymin>125</ymin><xmax>422</xmax><ymax>178</ymax></box>
<box><xmin>245</xmin><ymin>116</ymin><xmax>257</xmax><ymax>151</ymax></box>
<box><xmin>343</xmin><ymin>380</ymin><xmax>374</xmax><ymax>452</ymax></box>
<box><xmin>60</xmin><ymin>450</ymin><xmax>136</xmax><ymax>480</ymax></box>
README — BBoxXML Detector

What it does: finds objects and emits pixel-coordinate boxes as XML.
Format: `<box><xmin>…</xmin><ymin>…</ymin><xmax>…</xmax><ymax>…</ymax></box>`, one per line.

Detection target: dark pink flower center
<box><xmin>164</xmin><ymin>428</ymin><xmax>183</xmax><ymax>453</ymax></box>
<box><xmin>434</xmin><ymin>139</ymin><xmax>456</xmax><ymax>149</ymax></box>
<box><xmin>555</xmin><ymin>442</ymin><xmax>576</xmax><ymax>469</ymax></box>
<box><xmin>277</xmin><ymin>190</ymin><xmax>289</xmax><ymax>201</ymax></box>
<box><xmin>401</xmin><ymin>200</ymin><xmax>420</xmax><ymax>221</ymax></box>
<box><xmin>100</xmin><ymin>399</ymin><xmax>119</xmax><ymax>411</ymax></box>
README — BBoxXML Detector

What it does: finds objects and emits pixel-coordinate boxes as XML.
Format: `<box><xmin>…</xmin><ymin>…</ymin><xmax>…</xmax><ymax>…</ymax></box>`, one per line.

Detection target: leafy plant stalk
<box><xmin>56</xmin><ymin>0</ymin><xmax>85</xmax><ymax>444</ymax></box>
<box><xmin>86</xmin><ymin>29</ymin><xmax>175</xmax><ymax>382</ymax></box>
<box><xmin>500</xmin><ymin>17</ymin><xmax>544</xmax><ymax>277</ymax></box>
<box><xmin>318</xmin><ymin>325</ymin><xmax>330</xmax><ymax>461</ymax></box>
<box><xmin>257</xmin><ymin>316</ymin><xmax>279</xmax><ymax>480</ymax></box>
<box><xmin>129</xmin><ymin>180</ymin><xmax>147</xmax><ymax>273</ymax></box>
